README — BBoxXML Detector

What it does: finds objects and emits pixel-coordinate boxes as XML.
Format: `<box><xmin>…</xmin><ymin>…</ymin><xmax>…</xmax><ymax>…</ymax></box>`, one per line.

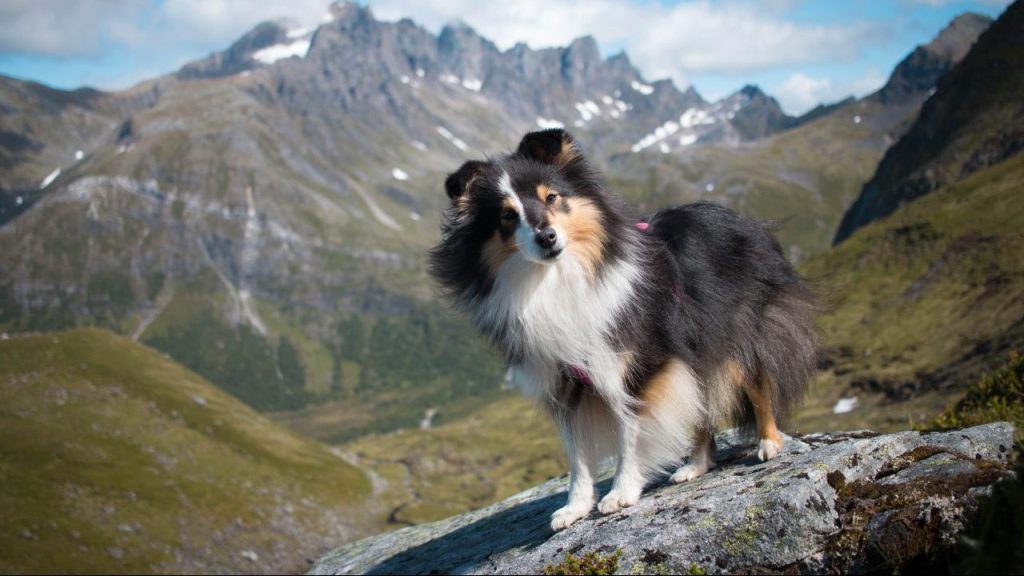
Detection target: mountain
<box><xmin>834</xmin><ymin>7</ymin><xmax>1017</xmax><ymax>243</ymax></box>
<box><xmin>869</xmin><ymin>12</ymin><xmax>993</xmax><ymax>106</ymax></box>
<box><xmin>0</xmin><ymin>2</ymin><xmax>993</xmax><ymax>439</ymax></box>
<box><xmin>0</xmin><ymin>328</ymin><xmax>371</xmax><ymax>574</ymax></box>
<box><xmin>796</xmin><ymin>152</ymin><xmax>1024</xmax><ymax>433</ymax></box>
<box><xmin>605</xmin><ymin>12</ymin><xmax>991</xmax><ymax>262</ymax></box>
<box><xmin>0</xmin><ymin>1</ymin><xmax>826</xmax><ymax>434</ymax></box>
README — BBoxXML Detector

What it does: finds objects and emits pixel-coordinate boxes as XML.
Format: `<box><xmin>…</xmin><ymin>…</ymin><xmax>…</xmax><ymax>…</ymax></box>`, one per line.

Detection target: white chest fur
<box><xmin>475</xmin><ymin>252</ymin><xmax>642</xmax><ymax>408</ymax></box>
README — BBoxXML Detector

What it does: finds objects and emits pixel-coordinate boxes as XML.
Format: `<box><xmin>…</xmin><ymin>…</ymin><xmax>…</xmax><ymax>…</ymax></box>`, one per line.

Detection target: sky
<box><xmin>0</xmin><ymin>0</ymin><xmax>1013</xmax><ymax>115</ymax></box>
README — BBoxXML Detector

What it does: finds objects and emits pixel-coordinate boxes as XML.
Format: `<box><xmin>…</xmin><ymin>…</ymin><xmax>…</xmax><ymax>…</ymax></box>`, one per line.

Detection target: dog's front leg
<box><xmin>598</xmin><ymin>416</ymin><xmax>644</xmax><ymax>514</ymax></box>
<box><xmin>550</xmin><ymin>414</ymin><xmax>596</xmax><ymax>531</ymax></box>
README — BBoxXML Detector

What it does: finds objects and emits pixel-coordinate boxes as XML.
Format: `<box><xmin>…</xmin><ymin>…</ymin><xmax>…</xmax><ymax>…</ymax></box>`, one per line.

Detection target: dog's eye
<box><xmin>501</xmin><ymin>208</ymin><xmax>519</xmax><ymax>222</ymax></box>
<box><xmin>545</xmin><ymin>193</ymin><xmax>559</xmax><ymax>206</ymax></box>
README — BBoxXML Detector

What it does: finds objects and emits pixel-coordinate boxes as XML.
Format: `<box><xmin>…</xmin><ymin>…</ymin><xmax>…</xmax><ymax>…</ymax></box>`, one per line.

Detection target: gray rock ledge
<box><xmin>311</xmin><ymin>423</ymin><xmax>1015</xmax><ymax>575</ymax></box>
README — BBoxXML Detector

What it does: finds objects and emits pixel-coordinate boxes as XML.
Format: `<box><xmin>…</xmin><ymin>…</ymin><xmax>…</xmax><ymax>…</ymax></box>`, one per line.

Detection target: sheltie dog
<box><xmin>429</xmin><ymin>129</ymin><xmax>817</xmax><ymax>531</ymax></box>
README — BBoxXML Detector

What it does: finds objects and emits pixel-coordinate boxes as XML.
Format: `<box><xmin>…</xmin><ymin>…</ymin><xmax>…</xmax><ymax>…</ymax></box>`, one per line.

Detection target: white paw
<box><xmin>597</xmin><ymin>489</ymin><xmax>640</xmax><ymax>515</ymax></box>
<box><xmin>670</xmin><ymin>461</ymin><xmax>712</xmax><ymax>483</ymax></box>
<box><xmin>550</xmin><ymin>502</ymin><xmax>592</xmax><ymax>531</ymax></box>
<box><xmin>757</xmin><ymin>438</ymin><xmax>782</xmax><ymax>461</ymax></box>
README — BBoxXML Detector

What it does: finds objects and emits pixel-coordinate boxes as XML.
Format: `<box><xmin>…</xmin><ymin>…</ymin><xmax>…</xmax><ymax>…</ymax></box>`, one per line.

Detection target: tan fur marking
<box><xmin>557</xmin><ymin>138</ymin><xmax>581</xmax><ymax>167</ymax></box>
<box><xmin>455</xmin><ymin>193</ymin><xmax>472</xmax><ymax>215</ymax></box>
<box><xmin>536</xmin><ymin>184</ymin><xmax>553</xmax><ymax>204</ymax></box>
<box><xmin>550</xmin><ymin>197</ymin><xmax>606</xmax><ymax>280</ymax></box>
<box><xmin>640</xmin><ymin>358</ymin><xmax>686</xmax><ymax>414</ymax></box>
<box><xmin>482</xmin><ymin>230</ymin><xmax>515</xmax><ymax>275</ymax></box>
<box><xmin>745</xmin><ymin>376</ymin><xmax>782</xmax><ymax>445</ymax></box>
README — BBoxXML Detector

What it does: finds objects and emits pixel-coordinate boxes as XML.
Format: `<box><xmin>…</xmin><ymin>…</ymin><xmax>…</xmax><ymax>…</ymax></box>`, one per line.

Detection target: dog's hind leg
<box><xmin>745</xmin><ymin>374</ymin><xmax>783</xmax><ymax>461</ymax></box>
<box><xmin>670</xmin><ymin>426</ymin><xmax>716</xmax><ymax>483</ymax></box>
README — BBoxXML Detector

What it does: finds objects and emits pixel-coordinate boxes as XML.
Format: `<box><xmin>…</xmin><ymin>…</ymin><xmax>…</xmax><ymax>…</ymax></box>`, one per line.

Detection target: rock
<box><xmin>309</xmin><ymin>423</ymin><xmax>1015</xmax><ymax>575</ymax></box>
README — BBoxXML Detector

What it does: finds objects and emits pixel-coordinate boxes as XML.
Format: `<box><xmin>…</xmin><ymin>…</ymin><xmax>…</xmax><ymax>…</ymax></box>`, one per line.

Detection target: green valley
<box><xmin>0</xmin><ymin>329</ymin><xmax>371</xmax><ymax>574</ymax></box>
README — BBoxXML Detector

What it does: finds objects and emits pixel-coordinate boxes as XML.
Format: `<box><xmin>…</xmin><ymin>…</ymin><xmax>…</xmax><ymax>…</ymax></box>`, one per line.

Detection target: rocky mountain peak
<box><xmin>929</xmin><ymin>12</ymin><xmax>994</xmax><ymax>61</ymax></box>
<box><xmin>176</xmin><ymin>20</ymin><xmax>291</xmax><ymax>79</ymax></box>
<box><xmin>327</xmin><ymin>0</ymin><xmax>371</xmax><ymax>26</ymax></box>
<box><xmin>871</xmin><ymin>11</ymin><xmax>991</xmax><ymax>105</ymax></box>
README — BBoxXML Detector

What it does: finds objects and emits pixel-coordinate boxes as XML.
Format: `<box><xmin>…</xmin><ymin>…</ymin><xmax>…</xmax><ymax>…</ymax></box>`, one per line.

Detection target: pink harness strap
<box><xmin>566</xmin><ymin>363</ymin><xmax>594</xmax><ymax>387</ymax></box>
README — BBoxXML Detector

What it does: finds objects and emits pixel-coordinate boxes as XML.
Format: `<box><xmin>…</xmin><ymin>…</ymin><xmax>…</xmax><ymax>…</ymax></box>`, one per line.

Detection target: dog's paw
<box><xmin>550</xmin><ymin>503</ymin><xmax>592</xmax><ymax>531</ymax></box>
<box><xmin>597</xmin><ymin>489</ymin><xmax>640</xmax><ymax>515</ymax></box>
<box><xmin>757</xmin><ymin>438</ymin><xmax>782</xmax><ymax>462</ymax></box>
<box><xmin>670</xmin><ymin>461</ymin><xmax>712</xmax><ymax>483</ymax></box>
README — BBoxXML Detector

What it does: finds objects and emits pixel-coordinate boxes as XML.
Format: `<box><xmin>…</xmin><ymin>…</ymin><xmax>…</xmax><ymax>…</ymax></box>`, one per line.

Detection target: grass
<box><xmin>929</xmin><ymin>352</ymin><xmax>1024</xmax><ymax>444</ymax></box>
<box><xmin>543</xmin><ymin>550</ymin><xmax>622</xmax><ymax>576</ymax></box>
<box><xmin>791</xmin><ymin>153</ymin><xmax>1024</xmax><ymax>433</ymax></box>
<box><xmin>341</xmin><ymin>394</ymin><xmax>566</xmax><ymax>526</ymax></box>
<box><xmin>0</xmin><ymin>328</ymin><xmax>370</xmax><ymax>574</ymax></box>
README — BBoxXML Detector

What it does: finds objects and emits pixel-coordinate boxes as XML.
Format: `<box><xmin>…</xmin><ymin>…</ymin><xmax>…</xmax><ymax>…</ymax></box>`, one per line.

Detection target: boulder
<box><xmin>311</xmin><ymin>422</ymin><xmax>1015</xmax><ymax>575</ymax></box>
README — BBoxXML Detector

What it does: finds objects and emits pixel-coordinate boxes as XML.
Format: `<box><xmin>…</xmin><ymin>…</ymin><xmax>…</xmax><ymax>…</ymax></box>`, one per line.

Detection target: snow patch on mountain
<box><xmin>536</xmin><ymin>117</ymin><xmax>564</xmax><ymax>129</ymax></box>
<box><xmin>436</xmin><ymin>126</ymin><xmax>468</xmax><ymax>151</ymax></box>
<box><xmin>631</xmin><ymin>80</ymin><xmax>655</xmax><ymax>95</ymax></box>
<box><xmin>253</xmin><ymin>39</ymin><xmax>311</xmax><ymax>64</ymax></box>
<box><xmin>40</xmin><ymin>168</ymin><xmax>61</xmax><ymax>189</ymax></box>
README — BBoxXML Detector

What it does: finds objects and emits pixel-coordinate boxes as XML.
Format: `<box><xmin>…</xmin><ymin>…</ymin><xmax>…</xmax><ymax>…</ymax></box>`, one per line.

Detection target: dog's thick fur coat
<box><xmin>429</xmin><ymin>129</ymin><xmax>817</xmax><ymax>530</ymax></box>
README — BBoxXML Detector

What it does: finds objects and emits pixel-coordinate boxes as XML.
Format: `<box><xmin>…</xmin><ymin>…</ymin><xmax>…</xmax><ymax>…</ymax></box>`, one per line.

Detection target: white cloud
<box><xmin>0</xmin><ymin>0</ymin><xmax>331</xmax><ymax>57</ymax></box>
<box><xmin>159</xmin><ymin>0</ymin><xmax>331</xmax><ymax>44</ymax></box>
<box><xmin>773</xmin><ymin>67</ymin><xmax>887</xmax><ymax>115</ymax></box>
<box><xmin>0</xmin><ymin>0</ymin><xmax>140</xmax><ymax>56</ymax></box>
<box><xmin>369</xmin><ymin>0</ymin><xmax>888</xmax><ymax>88</ymax></box>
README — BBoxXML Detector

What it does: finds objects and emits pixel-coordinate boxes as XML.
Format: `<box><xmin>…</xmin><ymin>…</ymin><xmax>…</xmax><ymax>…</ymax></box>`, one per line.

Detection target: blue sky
<box><xmin>0</xmin><ymin>0</ymin><xmax>1012</xmax><ymax>114</ymax></box>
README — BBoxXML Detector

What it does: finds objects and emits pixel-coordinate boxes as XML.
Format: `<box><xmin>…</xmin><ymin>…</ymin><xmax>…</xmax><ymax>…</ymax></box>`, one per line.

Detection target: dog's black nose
<box><xmin>535</xmin><ymin>227</ymin><xmax>558</xmax><ymax>250</ymax></box>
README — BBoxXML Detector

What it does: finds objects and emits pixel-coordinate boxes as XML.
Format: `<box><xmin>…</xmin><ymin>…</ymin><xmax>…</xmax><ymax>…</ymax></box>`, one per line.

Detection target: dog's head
<box><xmin>431</xmin><ymin>130</ymin><xmax>613</xmax><ymax>301</ymax></box>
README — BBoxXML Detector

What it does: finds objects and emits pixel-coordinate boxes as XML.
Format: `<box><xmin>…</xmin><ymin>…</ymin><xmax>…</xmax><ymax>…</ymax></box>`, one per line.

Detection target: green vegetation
<box><xmin>0</xmin><ymin>328</ymin><xmax>370</xmax><ymax>574</ymax></box>
<box><xmin>931</xmin><ymin>353</ymin><xmax>1024</xmax><ymax>443</ymax></box>
<box><xmin>340</xmin><ymin>394</ymin><xmax>565</xmax><ymax>525</ymax></box>
<box><xmin>543</xmin><ymin>549</ymin><xmax>622</xmax><ymax>576</ymax></box>
<box><xmin>141</xmin><ymin>284</ymin><xmax>308</xmax><ymax>411</ymax></box>
<box><xmin>792</xmin><ymin>153</ymin><xmax>1024</xmax><ymax>433</ymax></box>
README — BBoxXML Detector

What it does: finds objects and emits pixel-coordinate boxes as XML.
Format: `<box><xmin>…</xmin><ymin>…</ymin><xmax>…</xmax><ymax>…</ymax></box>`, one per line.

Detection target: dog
<box><xmin>429</xmin><ymin>129</ymin><xmax>817</xmax><ymax>531</ymax></box>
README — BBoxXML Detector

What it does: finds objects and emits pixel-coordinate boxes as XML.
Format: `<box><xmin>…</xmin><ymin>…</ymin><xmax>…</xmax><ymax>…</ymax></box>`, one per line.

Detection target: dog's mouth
<box><xmin>541</xmin><ymin>248</ymin><xmax>564</xmax><ymax>261</ymax></box>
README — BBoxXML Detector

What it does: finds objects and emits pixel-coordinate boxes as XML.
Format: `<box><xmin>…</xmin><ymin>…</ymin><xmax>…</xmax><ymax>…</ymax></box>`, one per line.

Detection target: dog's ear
<box><xmin>516</xmin><ymin>129</ymin><xmax>581</xmax><ymax>167</ymax></box>
<box><xmin>444</xmin><ymin>160</ymin><xmax>487</xmax><ymax>201</ymax></box>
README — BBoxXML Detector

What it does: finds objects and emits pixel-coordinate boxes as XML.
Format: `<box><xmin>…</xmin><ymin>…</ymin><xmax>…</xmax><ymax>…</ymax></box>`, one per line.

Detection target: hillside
<box><xmin>338</xmin><ymin>394</ymin><xmax>565</xmax><ymax>527</ymax></box>
<box><xmin>608</xmin><ymin>11</ymin><xmax>990</xmax><ymax>262</ymax></box>
<box><xmin>0</xmin><ymin>3</ymin><xmax>987</xmax><ymax>440</ymax></box>
<box><xmin>834</xmin><ymin>3</ymin><xmax>1022</xmax><ymax>243</ymax></box>
<box><xmin>0</xmin><ymin>329</ymin><xmax>371</xmax><ymax>574</ymax></box>
<box><xmin>794</xmin><ymin>151</ymin><xmax>1024</xmax><ymax>433</ymax></box>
